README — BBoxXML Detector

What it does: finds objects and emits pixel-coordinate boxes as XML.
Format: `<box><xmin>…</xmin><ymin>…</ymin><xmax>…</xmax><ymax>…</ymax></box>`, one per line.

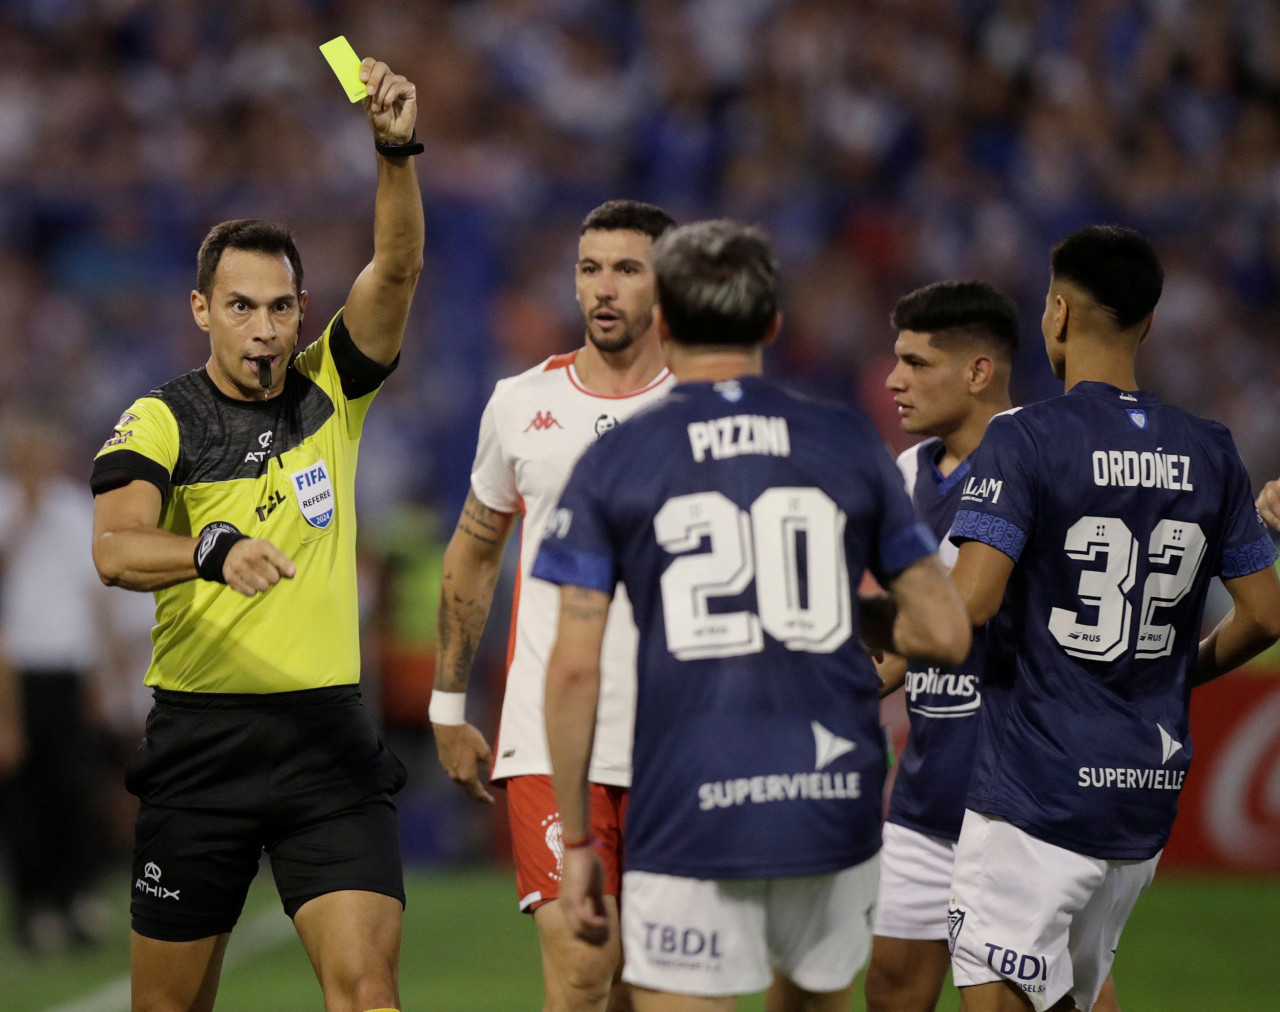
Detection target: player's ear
<box><xmin>968</xmin><ymin>354</ymin><xmax>996</xmax><ymax>393</ymax></box>
<box><xmin>762</xmin><ymin>312</ymin><xmax>782</xmax><ymax>346</ymax></box>
<box><xmin>1135</xmin><ymin>309</ymin><xmax>1154</xmax><ymax>347</ymax></box>
<box><xmin>191</xmin><ymin>290</ymin><xmax>210</xmax><ymax>332</ymax></box>
<box><xmin>655</xmin><ymin>303</ymin><xmax>672</xmax><ymax>346</ymax></box>
<box><xmin>298</xmin><ymin>289</ymin><xmax>308</xmax><ymax>318</ymax></box>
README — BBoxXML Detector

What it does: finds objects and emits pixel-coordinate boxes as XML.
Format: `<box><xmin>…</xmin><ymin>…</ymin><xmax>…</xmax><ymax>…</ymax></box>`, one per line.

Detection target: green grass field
<box><xmin>1</xmin><ymin>866</ymin><xmax>1276</xmax><ymax>1010</ymax></box>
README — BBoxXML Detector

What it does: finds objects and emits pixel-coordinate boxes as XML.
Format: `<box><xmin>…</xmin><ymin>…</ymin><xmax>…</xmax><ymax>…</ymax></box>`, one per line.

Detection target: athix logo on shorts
<box><xmin>290</xmin><ymin>459</ymin><xmax>334</xmax><ymax>528</ymax></box>
<box><xmin>524</xmin><ymin>410</ymin><xmax>563</xmax><ymax>432</ymax></box>
<box><xmin>697</xmin><ymin>722</ymin><xmax>861</xmax><ymax>810</ymax></box>
<box><xmin>135</xmin><ymin>862</ymin><xmax>180</xmax><ymax>901</ymax></box>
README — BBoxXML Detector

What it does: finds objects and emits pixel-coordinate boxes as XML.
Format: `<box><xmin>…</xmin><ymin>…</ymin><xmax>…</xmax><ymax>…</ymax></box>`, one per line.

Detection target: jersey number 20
<box><xmin>1048</xmin><ymin>516</ymin><xmax>1207</xmax><ymax>661</ymax></box>
<box><xmin>653</xmin><ymin>488</ymin><xmax>853</xmax><ymax>660</ymax></box>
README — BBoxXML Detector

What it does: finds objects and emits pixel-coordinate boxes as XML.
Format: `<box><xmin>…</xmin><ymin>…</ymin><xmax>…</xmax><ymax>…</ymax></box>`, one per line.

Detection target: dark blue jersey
<box><xmin>952</xmin><ymin>382</ymin><xmax>1277</xmax><ymax>860</ymax></box>
<box><xmin>887</xmin><ymin>438</ymin><xmax>992</xmax><ymax>842</ymax></box>
<box><xmin>533</xmin><ymin>376</ymin><xmax>937</xmax><ymax>879</ymax></box>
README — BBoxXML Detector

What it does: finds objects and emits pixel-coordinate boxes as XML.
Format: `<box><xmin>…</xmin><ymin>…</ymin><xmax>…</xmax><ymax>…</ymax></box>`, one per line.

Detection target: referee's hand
<box><xmin>223</xmin><ymin>538</ymin><xmax>297</xmax><ymax>597</ymax></box>
<box><xmin>1258</xmin><ymin>479</ymin><xmax>1280</xmax><ymax>531</ymax></box>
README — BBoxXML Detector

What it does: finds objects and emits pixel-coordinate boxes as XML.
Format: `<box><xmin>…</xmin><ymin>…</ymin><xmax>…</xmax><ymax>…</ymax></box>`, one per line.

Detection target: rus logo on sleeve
<box><xmin>290</xmin><ymin>459</ymin><xmax>335</xmax><ymax>528</ymax></box>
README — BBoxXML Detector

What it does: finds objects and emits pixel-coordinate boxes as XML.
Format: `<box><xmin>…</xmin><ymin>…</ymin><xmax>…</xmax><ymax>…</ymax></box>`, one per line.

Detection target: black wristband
<box><xmin>194</xmin><ymin>523</ymin><xmax>248</xmax><ymax>584</ymax></box>
<box><xmin>375</xmin><ymin>131</ymin><xmax>424</xmax><ymax>158</ymax></box>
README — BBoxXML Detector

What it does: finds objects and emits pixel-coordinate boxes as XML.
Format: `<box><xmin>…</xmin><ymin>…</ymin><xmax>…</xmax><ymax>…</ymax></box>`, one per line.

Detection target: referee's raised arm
<box><xmin>340</xmin><ymin>57</ymin><xmax>425</xmax><ymax>367</ymax></box>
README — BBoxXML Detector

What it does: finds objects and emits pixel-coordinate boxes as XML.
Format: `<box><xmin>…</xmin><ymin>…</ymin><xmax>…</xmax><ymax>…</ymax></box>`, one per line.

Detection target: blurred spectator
<box><xmin>0</xmin><ymin>414</ymin><xmax>122</xmax><ymax>953</ymax></box>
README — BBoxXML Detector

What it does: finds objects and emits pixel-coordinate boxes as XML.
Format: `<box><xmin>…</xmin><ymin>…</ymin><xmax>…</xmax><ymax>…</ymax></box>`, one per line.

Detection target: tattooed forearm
<box><xmin>437</xmin><ymin>587</ymin><xmax>488</xmax><ymax>691</ymax></box>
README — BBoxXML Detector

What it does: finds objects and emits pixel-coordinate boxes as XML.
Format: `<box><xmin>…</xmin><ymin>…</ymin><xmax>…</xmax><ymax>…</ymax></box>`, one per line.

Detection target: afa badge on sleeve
<box><xmin>290</xmin><ymin>459</ymin><xmax>335</xmax><ymax>528</ymax></box>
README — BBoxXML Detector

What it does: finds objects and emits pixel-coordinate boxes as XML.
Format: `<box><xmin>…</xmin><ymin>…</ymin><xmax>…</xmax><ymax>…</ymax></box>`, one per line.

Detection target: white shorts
<box><xmin>948</xmin><ymin>811</ymin><xmax>1159</xmax><ymax>1012</ymax></box>
<box><xmin>874</xmin><ymin>822</ymin><xmax>956</xmax><ymax>940</ymax></box>
<box><xmin>621</xmin><ymin>856</ymin><xmax>880</xmax><ymax>997</ymax></box>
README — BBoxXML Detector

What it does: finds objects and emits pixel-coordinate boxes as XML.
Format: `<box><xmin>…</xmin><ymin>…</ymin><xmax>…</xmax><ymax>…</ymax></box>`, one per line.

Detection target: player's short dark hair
<box><xmin>1050</xmin><ymin>225</ymin><xmax>1163</xmax><ymax>329</ymax></box>
<box><xmin>580</xmin><ymin>200</ymin><xmax>676</xmax><ymax>241</ymax></box>
<box><xmin>654</xmin><ymin>220</ymin><xmax>780</xmax><ymax>347</ymax></box>
<box><xmin>196</xmin><ymin>219</ymin><xmax>304</xmax><ymax>298</ymax></box>
<box><xmin>891</xmin><ymin>280</ymin><xmax>1019</xmax><ymax>359</ymax></box>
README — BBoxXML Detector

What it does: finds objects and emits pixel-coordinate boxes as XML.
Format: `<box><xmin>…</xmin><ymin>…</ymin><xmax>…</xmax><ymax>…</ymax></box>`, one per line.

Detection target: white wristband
<box><xmin>429</xmin><ymin>690</ymin><xmax>467</xmax><ymax>726</ymax></box>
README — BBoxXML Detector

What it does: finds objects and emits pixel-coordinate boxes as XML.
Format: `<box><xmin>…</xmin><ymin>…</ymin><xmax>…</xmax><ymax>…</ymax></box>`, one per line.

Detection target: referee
<box><xmin>90</xmin><ymin>58</ymin><xmax>422</xmax><ymax>1012</ymax></box>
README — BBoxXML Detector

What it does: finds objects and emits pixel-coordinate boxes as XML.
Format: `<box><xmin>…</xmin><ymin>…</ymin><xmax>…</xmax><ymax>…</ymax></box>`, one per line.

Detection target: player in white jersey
<box><xmin>431</xmin><ymin>200</ymin><xmax>675</xmax><ymax>1012</ymax></box>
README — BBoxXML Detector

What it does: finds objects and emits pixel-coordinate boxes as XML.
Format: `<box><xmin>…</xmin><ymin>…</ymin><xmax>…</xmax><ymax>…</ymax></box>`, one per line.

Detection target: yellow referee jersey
<box><xmin>91</xmin><ymin>311</ymin><xmax>394</xmax><ymax>694</ymax></box>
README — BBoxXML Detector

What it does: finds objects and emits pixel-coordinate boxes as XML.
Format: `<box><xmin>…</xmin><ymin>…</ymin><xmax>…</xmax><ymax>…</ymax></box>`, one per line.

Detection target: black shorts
<box><xmin>126</xmin><ymin>685</ymin><xmax>407</xmax><ymax>942</ymax></box>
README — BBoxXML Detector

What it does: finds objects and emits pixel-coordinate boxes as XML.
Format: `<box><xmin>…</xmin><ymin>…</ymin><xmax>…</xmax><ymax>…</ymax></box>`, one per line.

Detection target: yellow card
<box><xmin>319</xmin><ymin>36</ymin><xmax>367</xmax><ymax>103</ymax></box>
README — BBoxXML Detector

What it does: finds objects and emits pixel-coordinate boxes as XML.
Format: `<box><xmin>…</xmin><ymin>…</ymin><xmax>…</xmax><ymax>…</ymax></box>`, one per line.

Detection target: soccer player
<box><xmin>89</xmin><ymin>59</ymin><xmax>422</xmax><ymax>1012</ymax></box>
<box><xmin>866</xmin><ymin>282</ymin><xmax>1121</xmax><ymax>1012</ymax></box>
<box><xmin>864</xmin><ymin>280</ymin><xmax>1018</xmax><ymax>1012</ymax></box>
<box><xmin>945</xmin><ymin>225</ymin><xmax>1280</xmax><ymax>1012</ymax></box>
<box><xmin>537</xmin><ymin>220</ymin><xmax>971</xmax><ymax>1012</ymax></box>
<box><xmin>429</xmin><ymin>200</ymin><xmax>676</xmax><ymax>1012</ymax></box>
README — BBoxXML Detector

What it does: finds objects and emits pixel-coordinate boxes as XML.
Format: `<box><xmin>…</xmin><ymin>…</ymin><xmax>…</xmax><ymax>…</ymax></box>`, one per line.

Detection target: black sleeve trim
<box><xmin>91</xmin><ymin>450</ymin><xmax>171</xmax><ymax>498</ymax></box>
<box><xmin>329</xmin><ymin>311</ymin><xmax>400</xmax><ymax>400</ymax></box>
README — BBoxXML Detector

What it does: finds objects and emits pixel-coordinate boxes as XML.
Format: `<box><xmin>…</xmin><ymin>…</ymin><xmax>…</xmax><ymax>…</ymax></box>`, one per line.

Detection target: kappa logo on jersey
<box><xmin>290</xmin><ymin>459</ymin><xmax>335</xmax><ymax>528</ymax></box>
<box><xmin>244</xmin><ymin>429</ymin><xmax>274</xmax><ymax>463</ymax></box>
<box><xmin>594</xmin><ymin>413</ymin><xmax>619</xmax><ymax>438</ymax></box>
<box><xmin>524</xmin><ymin>410</ymin><xmax>563</xmax><ymax>432</ymax></box>
<box><xmin>812</xmin><ymin>721</ymin><xmax>855</xmax><ymax>770</ymax></box>
<box><xmin>101</xmin><ymin>411</ymin><xmax>138</xmax><ymax>449</ymax></box>
<box><xmin>1127</xmin><ymin>409</ymin><xmax>1148</xmax><ymax>429</ymax></box>
<box><xmin>135</xmin><ymin>861</ymin><xmax>180</xmax><ymax>901</ymax></box>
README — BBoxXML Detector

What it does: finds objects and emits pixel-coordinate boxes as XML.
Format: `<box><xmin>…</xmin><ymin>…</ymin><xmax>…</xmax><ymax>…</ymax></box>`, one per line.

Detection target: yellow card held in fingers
<box><xmin>320</xmin><ymin>36</ymin><xmax>367</xmax><ymax>102</ymax></box>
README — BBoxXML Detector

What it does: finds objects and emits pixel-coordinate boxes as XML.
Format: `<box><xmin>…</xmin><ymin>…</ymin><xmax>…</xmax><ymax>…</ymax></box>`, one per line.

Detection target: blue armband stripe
<box><xmin>1221</xmin><ymin>535</ymin><xmax>1279</xmax><ymax>580</ymax></box>
<box><xmin>532</xmin><ymin>543</ymin><xmax>616</xmax><ymax>594</ymax></box>
<box><xmin>951</xmin><ymin>509</ymin><xmax>1028</xmax><ymax>562</ymax></box>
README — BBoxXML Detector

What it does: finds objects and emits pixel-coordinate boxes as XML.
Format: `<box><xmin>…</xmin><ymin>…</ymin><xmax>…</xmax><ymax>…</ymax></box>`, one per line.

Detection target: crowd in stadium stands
<box><xmin>1</xmin><ymin>0</ymin><xmax>1278</xmax><ymax>514</ymax></box>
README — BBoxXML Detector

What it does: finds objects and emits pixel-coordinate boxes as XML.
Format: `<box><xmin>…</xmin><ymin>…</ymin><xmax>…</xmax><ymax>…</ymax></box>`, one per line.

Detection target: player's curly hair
<box><xmin>196</xmin><ymin>219</ymin><xmax>304</xmax><ymax>298</ymax></box>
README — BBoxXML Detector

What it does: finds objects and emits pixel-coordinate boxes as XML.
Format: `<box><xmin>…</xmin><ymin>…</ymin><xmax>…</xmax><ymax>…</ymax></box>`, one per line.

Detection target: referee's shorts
<box><xmin>125</xmin><ymin>685</ymin><xmax>407</xmax><ymax>942</ymax></box>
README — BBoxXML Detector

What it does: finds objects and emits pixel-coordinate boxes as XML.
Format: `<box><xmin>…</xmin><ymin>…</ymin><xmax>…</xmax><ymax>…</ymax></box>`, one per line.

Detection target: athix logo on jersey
<box><xmin>1127</xmin><ymin>409</ymin><xmax>1148</xmax><ymax>429</ymax></box>
<box><xmin>135</xmin><ymin>862</ymin><xmax>180</xmax><ymax>901</ymax></box>
<box><xmin>524</xmin><ymin>410</ymin><xmax>563</xmax><ymax>432</ymax></box>
<box><xmin>244</xmin><ymin>429</ymin><xmax>274</xmax><ymax>463</ymax></box>
<box><xmin>290</xmin><ymin>460</ymin><xmax>334</xmax><ymax>528</ymax></box>
<box><xmin>813</xmin><ymin>721</ymin><xmax>855</xmax><ymax>770</ymax></box>
<box><xmin>594</xmin><ymin>413</ymin><xmax>619</xmax><ymax>438</ymax></box>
